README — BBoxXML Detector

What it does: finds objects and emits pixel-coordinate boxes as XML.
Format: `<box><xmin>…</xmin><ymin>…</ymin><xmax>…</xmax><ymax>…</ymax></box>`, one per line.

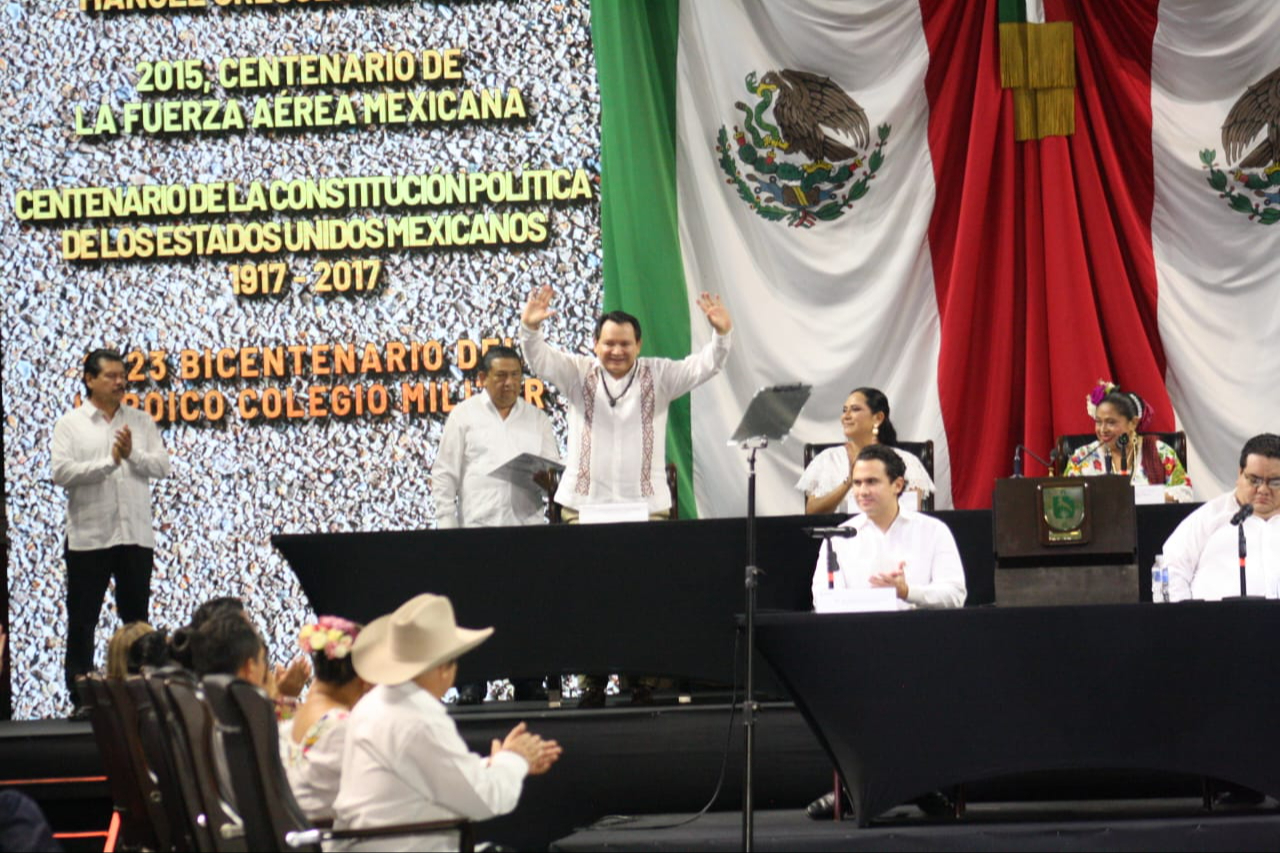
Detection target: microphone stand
<box><xmin>741</xmin><ymin>437</ymin><xmax>765</xmax><ymax>851</ymax></box>
<box><xmin>1224</xmin><ymin>505</ymin><xmax>1262</xmax><ymax>600</ymax></box>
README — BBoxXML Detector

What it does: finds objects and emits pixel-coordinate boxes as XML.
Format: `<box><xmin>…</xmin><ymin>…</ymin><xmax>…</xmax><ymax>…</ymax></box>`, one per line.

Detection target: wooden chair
<box><xmin>801</xmin><ymin>440</ymin><xmax>936</xmax><ymax>511</ymax></box>
<box><xmin>200</xmin><ymin>674</ymin><xmax>474</xmax><ymax>852</ymax></box>
<box><xmin>549</xmin><ymin>462</ymin><xmax>680</xmax><ymax>522</ymax></box>
<box><xmin>1053</xmin><ymin>431</ymin><xmax>1188</xmax><ymax>476</ymax></box>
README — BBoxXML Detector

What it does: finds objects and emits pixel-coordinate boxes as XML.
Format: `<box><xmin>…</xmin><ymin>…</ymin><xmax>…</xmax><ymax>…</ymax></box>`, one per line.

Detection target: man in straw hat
<box><xmin>332</xmin><ymin>593</ymin><xmax>562</xmax><ymax>851</ymax></box>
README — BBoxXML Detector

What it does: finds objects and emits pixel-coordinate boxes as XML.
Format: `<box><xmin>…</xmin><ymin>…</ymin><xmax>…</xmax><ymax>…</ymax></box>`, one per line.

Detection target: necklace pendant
<box><xmin>609</xmin><ymin>399</ymin><xmax>617</xmax><ymax>408</ymax></box>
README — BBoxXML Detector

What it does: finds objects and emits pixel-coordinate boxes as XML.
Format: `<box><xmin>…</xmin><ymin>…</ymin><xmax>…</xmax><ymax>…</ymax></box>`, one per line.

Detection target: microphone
<box><xmin>1231</xmin><ymin>503</ymin><xmax>1254</xmax><ymax>526</ymax></box>
<box><xmin>804</xmin><ymin>527</ymin><xmax>859</xmax><ymax>538</ymax></box>
<box><xmin>1013</xmin><ymin>445</ymin><xmax>1057</xmax><ymax>477</ymax></box>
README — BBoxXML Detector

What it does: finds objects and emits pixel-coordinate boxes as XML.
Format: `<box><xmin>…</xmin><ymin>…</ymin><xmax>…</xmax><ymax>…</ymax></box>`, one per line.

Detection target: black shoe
<box><xmin>1214</xmin><ymin>787</ymin><xmax>1266</xmax><ymax>807</ymax></box>
<box><xmin>578</xmin><ymin>687</ymin><xmax>606</xmax><ymax>708</ymax></box>
<box><xmin>913</xmin><ymin>790</ymin><xmax>954</xmax><ymax>818</ymax></box>
<box><xmin>805</xmin><ymin>792</ymin><xmax>837</xmax><ymax>820</ymax></box>
<box><xmin>455</xmin><ymin>683</ymin><xmax>485</xmax><ymax>705</ymax></box>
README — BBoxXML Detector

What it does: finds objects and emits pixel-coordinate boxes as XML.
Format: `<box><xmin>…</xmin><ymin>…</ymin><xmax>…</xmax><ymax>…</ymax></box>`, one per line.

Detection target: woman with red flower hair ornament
<box><xmin>280</xmin><ymin>616</ymin><xmax>370</xmax><ymax>821</ymax></box>
<box><xmin>1061</xmin><ymin>382</ymin><xmax>1192</xmax><ymax>503</ymax></box>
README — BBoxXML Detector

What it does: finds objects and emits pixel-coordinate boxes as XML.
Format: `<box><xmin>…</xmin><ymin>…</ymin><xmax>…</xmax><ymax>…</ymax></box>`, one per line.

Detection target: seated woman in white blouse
<box><xmin>796</xmin><ymin>387</ymin><xmax>935</xmax><ymax>514</ymax></box>
<box><xmin>280</xmin><ymin>616</ymin><xmax>369</xmax><ymax>821</ymax></box>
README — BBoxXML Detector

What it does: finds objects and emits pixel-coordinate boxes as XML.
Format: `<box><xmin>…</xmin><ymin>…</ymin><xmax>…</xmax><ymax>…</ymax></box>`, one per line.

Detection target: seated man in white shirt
<box><xmin>333</xmin><ymin>594</ymin><xmax>562</xmax><ymax>852</ymax></box>
<box><xmin>432</xmin><ymin>346</ymin><xmax>561</xmax><ymax>530</ymax></box>
<box><xmin>1163</xmin><ymin>433</ymin><xmax>1280</xmax><ymax>601</ymax></box>
<box><xmin>811</xmin><ymin>444</ymin><xmax>967</xmax><ymax>611</ymax></box>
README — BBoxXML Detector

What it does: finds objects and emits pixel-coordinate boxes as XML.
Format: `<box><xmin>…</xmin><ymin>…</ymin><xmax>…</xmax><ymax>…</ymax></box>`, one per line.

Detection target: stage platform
<box><xmin>552</xmin><ymin>802</ymin><xmax>1280</xmax><ymax>852</ymax></box>
<box><xmin>2</xmin><ymin>697</ymin><xmax>1271</xmax><ymax>851</ymax></box>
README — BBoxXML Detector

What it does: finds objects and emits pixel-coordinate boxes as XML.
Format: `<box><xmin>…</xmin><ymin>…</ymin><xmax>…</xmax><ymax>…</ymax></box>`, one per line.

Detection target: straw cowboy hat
<box><xmin>352</xmin><ymin>593</ymin><xmax>493</xmax><ymax>685</ymax></box>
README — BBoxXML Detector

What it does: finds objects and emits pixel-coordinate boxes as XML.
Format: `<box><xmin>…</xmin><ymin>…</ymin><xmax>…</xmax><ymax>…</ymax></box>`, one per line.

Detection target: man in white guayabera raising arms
<box><xmin>519</xmin><ymin>285</ymin><xmax>732</xmax><ymax>523</ymax></box>
<box><xmin>520</xmin><ymin>285</ymin><xmax>732</xmax><ymax>707</ymax></box>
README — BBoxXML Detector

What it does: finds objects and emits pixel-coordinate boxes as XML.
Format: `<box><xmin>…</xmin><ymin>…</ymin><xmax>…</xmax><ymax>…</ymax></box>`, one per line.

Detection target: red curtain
<box><xmin>922</xmin><ymin>0</ymin><xmax>1168</xmax><ymax>508</ymax></box>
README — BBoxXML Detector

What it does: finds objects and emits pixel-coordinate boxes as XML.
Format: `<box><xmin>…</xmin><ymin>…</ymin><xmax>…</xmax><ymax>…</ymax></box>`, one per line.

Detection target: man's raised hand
<box><xmin>697</xmin><ymin>292</ymin><xmax>732</xmax><ymax>335</ymax></box>
<box><xmin>521</xmin><ymin>285</ymin><xmax>557</xmax><ymax>329</ymax></box>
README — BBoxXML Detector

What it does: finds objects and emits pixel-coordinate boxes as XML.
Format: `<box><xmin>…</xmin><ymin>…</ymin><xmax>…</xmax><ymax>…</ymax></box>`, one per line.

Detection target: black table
<box><xmin>754</xmin><ymin>603</ymin><xmax>1280</xmax><ymax>826</ymax></box>
<box><xmin>273</xmin><ymin>505</ymin><xmax>1194</xmax><ymax>684</ymax></box>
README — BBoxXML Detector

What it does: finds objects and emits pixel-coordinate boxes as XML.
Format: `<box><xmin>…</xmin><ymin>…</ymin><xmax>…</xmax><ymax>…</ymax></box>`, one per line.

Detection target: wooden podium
<box><xmin>992</xmin><ymin>476</ymin><xmax>1138</xmax><ymax>605</ymax></box>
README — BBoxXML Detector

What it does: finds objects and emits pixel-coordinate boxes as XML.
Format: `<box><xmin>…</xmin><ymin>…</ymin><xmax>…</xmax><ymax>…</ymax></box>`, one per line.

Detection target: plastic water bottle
<box><xmin>1152</xmin><ymin>555</ymin><xmax>1169</xmax><ymax>603</ymax></box>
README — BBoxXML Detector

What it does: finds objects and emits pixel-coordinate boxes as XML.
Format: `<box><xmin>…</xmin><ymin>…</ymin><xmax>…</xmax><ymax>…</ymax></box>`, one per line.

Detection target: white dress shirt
<box><xmin>51</xmin><ymin>402</ymin><xmax>170</xmax><ymax>551</ymax></box>
<box><xmin>432</xmin><ymin>393</ymin><xmax>561</xmax><ymax>529</ymax></box>
<box><xmin>519</xmin><ymin>323</ymin><xmax>731</xmax><ymax>513</ymax></box>
<box><xmin>795</xmin><ymin>445</ymin><xmax>936</xmax><ymax>512</ymax></box>
<box><xmin>332</xmin><ymin>682</ymin><xmax>528</xmax><ymax>852</ymax></box>
<box><xmin>1162</xmin><ymin>491</ymin><xmax>1280</xmax><ymax>601</ymax></box>
<box><xmin>811</xmin><ymin>508</ymin><xmax>967</xmax><ymax>610</ymax></box>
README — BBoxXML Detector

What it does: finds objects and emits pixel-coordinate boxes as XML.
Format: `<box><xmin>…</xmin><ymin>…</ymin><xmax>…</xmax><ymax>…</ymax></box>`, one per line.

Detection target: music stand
<box><xmin>728</xmin><ymin>383</ymin><xmax>810</xmax><ymax>851</ymax></box>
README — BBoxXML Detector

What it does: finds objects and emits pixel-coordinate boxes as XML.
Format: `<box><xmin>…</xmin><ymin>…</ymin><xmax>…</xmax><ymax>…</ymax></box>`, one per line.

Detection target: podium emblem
<box><xmin>1040</xmin><ymin>484</ymin><xmax>1086</xmax><ymax>543</ymax></box>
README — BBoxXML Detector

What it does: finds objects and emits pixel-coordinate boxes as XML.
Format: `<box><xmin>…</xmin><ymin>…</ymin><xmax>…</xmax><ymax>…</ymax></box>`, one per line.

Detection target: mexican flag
<box><xmin>591</xmin><ymin>0</ymin><xmax>1280</xmax><ymax>516</ymax></box>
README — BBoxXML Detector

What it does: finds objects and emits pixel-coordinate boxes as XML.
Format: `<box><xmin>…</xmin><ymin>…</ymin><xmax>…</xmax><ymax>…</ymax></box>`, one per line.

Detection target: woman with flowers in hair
<box><xmin>281</xmin><ymin>616</ymin><xmax>368</xmax><ymax>821</ymax></box>
<box><xmin>1062</xmin><ymin>382</ymin><xmax>1193</xmax><ymax>503</ymax></box>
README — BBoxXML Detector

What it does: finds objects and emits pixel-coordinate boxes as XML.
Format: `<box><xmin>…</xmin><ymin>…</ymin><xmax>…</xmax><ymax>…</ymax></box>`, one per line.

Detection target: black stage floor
<box><xmin>552</xmin><ymin>803</ymin><xmax>1280</xmax><ymax>852</ymax></box>
<box><xmin>3</xmin><ymin>699</ymin><xmax>1273</xmax><ymax>851</ymax></box>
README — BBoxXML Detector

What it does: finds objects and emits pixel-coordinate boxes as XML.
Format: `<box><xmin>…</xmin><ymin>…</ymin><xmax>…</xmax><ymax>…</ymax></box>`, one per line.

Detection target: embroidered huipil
<box><xmin>1061</xmin><ymin>438</ymin><xmax>1193</xmax><ymax>502</ymax></box>
<box><xmin>519</xmin><ymin>323</ymin><xmax>731</xmax><ymax>513</ymax></box>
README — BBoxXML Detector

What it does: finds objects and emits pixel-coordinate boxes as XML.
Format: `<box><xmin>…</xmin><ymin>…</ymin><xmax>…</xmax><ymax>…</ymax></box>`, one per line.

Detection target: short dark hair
<box><xmin>82</xmin><ymin>348</ymin><xmax>124</xmax><ymax>392</ymax></box>
<box><xmin>127</xmin><ymin>630</ymin><xmax>173</xmax><ymax>674</ymax></box>
<box><xmin>1239</xmin><ymin>433</ymin><xmax>1280</xmax><ymax>469</ymax></box>
<box><xmin>594</xmin><ymin>310</ymin><xmax>642</xmax><ymax>342</ymax></box>
<box><xmin>855</xmin><ymin>443</ymin><xmax>906</xmax><ymax>484</ymax></box>
<box><xmin>190</xmin><ymin>597</ymin><xmax>245</xmax><ymax>631</ymax></box>
<box><xmin>192</xmin><ymin>613</ymin><xmax>264</xmax><ymax>677</ymax></box>
<box><xmin>480</xmin><ymin>345</ymin><xmax>523</xmax><ymax>374</ymax></box>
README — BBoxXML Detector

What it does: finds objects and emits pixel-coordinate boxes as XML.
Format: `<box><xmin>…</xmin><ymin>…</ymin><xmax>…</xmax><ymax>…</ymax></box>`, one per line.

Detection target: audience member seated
<box><xmin>1061</xmin><ymin>382</ymin><xmax>1192</xmax><ymax>502</ymax></box>
<box><xmin>192</xmin><ymin>612</ymin><xmax>270</xmax><ymax>688</ymax></box>
<box><xmin>106</xmin><ymin>621</ymin><xmax>154</xmax><ymax>679</ymax></box>
<box><xmin>333</xmin><ymin>593</ymin><xmax>562</xmax><ymax>851</ymax></box>
<box><xmin>281</xmin><ymin>616</ymin><xmax>369</xmax><ymax>822</ymax></box>
<box><xmin>797</xmin><ymin>387</ymin><xmax>935</xmax><ymax>514</ymax></box>
<box><xmin>126</xmin><ymin>628</ymin><xmax>173</xmax><ymax>673</ymax></box>
<box><xmin>174</xmin><ymin>594</ymin><xmax>311</xmax><ymax>698</ymax></box>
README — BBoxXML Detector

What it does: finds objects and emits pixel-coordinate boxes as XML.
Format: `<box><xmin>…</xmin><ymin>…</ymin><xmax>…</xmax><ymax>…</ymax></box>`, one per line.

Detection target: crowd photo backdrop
<box><xmin>6</xmin><ymin>0</ymin><xmax>1280</xmax><ymax>720</ymax></box>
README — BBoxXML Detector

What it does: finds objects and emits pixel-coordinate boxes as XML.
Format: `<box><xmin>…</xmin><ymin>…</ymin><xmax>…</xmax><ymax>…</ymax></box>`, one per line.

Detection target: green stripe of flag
<box><xmin>591</xmin><ymin>0</ymin><xmax>698</xmax><ymax>518</ymax></box>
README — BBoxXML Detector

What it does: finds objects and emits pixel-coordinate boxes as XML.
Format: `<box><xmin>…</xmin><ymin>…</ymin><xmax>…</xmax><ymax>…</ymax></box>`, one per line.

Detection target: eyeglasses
<box><xmin>1243</xmin><ymin>474</ymin><xmax>1280</xmax><ymax>490</ymax></box>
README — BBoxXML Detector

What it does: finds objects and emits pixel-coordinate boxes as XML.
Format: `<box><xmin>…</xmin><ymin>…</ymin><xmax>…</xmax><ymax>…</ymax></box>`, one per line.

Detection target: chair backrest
<box><xmin>104</xmin><ymin>677</ymin><xmax>175</xmax><ymax>851</ymax></box>
<box><xmin>77</xmin><ymin>675</ymin><xmax>160</xmax><ymax>852</ymax></box>
<box><xmin>144</xmin><ymin>669</ymin><xmax>220</xmax><ymax>852</ymax></box>
<box><xmin>127</xmin><ymin>674</ymin><xmax>197</xmax><ymax>851</ymax></box>
<box><xmin>159</xmin><ymin>672</ymin><xmax>249</xmax><ymax>852</ymax></box>
<box><xmin>202</xmin><ymin>674</ymin><xmax>319</xmax><ymax>853</ymax></box>
<box><xmin>801</xmin><ymin>441</ymin><xmax>936</xmax><ymax>511</ymax></box>
<box><xmin>1053</xmin><ymin>431</ymin><xmax>1188</xmax><ymax>476</ymax></box>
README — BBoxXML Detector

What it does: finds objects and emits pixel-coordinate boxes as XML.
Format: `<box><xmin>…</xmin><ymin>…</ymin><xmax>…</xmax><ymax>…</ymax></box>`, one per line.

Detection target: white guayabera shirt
<box><xmin>519</xmin><ymin>322</ymin><xmax>731</xmax><ymax>514</ymax></box>
<box><xmin>51</xmin><ymin>403</ymin><xmax>170</xmax><ymax>550</ymax></box>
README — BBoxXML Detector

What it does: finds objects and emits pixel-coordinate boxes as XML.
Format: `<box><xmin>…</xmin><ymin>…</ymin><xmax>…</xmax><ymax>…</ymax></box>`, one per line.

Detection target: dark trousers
<box><xmin>64</xmin><ymin>544</ymin><xmax>152</xmax><ymax>700</ymax></box>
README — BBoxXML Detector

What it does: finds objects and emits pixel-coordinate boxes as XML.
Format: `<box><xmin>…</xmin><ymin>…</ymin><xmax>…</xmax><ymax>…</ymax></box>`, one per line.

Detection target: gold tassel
<box><xmin>1014</xmin><ymin>88</ymin><xmax>1038</xmax><ymax>142</ymax></box>
<box><xmin>1027</xmin><ymin>22</ymin><xmax>1074</xmax><ymax>89</ymax></box>
<box><xmin>1035</xmin><ymin>87</ymin><xmax>1075</xmax><ymax>138</ymax></box>
<box><xmin>999</xmin><ymin>22</ymin><xmax>1029</xmax><ymax>89</ymax></box>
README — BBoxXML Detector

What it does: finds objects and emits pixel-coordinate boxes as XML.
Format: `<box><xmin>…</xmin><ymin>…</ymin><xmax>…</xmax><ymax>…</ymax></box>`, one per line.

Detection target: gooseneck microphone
<box><xmin>1012</xmin><ymin>445</ymin><xmax>1058</xmax><ymax>477</ymax></box>
<box><xmin>1229</xmin><ymin>503</ymin><xmax>1255</xmax><ymax>598</ymax></box>
<box><xmin>1231</xmin><ymin>503</ymin><xmax>1255</xmax><ymax>526</ymax></box>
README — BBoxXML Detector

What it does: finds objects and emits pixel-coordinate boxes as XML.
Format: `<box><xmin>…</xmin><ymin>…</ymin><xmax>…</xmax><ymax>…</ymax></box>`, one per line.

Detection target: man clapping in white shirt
<box><xmin>333</xmin><ymin>594</ymin><xmax>561</xmax><ymax>852</ymax></box>
<box><xmin>811</xmin><ymin>444</ymin><xmax>966</xmax><ymax>611</ymax></box>
<box><xmin>52</xmin><ymin>348</ymin><xmax>170</xmax><ymax>714</ymax></box>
